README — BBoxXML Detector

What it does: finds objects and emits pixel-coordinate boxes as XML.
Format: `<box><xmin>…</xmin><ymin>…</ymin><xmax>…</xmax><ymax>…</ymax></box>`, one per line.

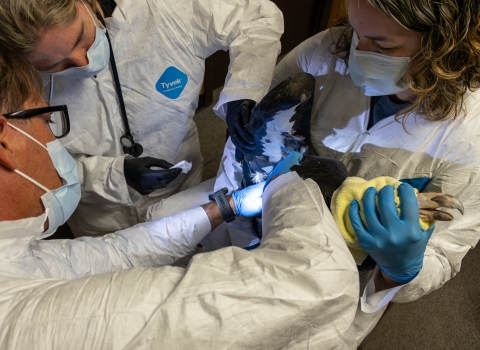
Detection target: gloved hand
<box><xmin>232</xmin><ymin>181</ymin><xmax>265</xmax><ymax>217</ymax></box>
<box><xmin>124</xmin><ymin>157</ymin><xmax>182</xmax><ymax>195</ymax></box>
<box><xmin>226</xmin><ymin>99</ymin><xmax>257</xmax><ymax>156</ymax></box>
<box><xmin>264</xmin><ymin>151</ymin><xmax>304</xmax><ymax>188</ymax></box>
<box><xmin>399</xmin><ymin>177</ymin><xmax>429</xmax><ymax>192</ymax></box>
<box><xmin>348</xmin><ymin>184</ymin><xmax>435</xmax><ymax>283</ymax></box>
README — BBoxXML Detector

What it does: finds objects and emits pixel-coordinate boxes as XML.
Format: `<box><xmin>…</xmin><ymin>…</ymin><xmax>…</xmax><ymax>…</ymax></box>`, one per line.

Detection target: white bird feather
<box><xmin>261</xmin><ymin>104</ymin><xmax>299</xmax><ymax>163</ymax></box>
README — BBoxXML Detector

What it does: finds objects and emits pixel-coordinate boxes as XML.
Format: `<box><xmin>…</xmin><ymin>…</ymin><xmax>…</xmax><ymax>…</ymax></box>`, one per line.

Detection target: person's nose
<box><xmin>355</xmin><ymin>37</ymin><xmax>374</xmax><ymax>52</ymax></box>
<box><xmin>69</xmin><ymin>48</ymin><xmax>89</xmax><ymax>68</ymax></box>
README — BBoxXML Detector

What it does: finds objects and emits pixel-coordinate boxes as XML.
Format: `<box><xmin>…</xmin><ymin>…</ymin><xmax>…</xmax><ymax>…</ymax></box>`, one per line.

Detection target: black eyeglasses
<box><xmin>4</xmin><ymin>105</ymin><xmax>70</xmax><ymax>138</ymax></box>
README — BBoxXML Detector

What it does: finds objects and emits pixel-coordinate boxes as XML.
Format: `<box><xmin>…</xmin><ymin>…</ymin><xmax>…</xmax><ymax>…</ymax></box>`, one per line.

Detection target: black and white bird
<box><xmin>240</xmin><ymin>72</ymin><xmax>315</xmax><ymax>187</ymax></box>
<box><xmin>237</xmin><ymin>72</ymin><xmax>464</xmax><ymax>228</ymax></box>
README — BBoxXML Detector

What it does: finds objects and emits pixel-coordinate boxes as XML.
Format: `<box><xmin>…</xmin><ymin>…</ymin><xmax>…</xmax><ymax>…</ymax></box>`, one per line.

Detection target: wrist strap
<box><xmin>209</xmin><ymin>188</ymin><xmax>236</xmax><ymax>223</ymax></box>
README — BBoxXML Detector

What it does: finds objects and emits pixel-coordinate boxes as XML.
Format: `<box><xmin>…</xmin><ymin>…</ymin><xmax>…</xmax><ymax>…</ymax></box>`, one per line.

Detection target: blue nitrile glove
<box><xmin>348</xmin><ymin>184</ymin><xmax>435</xmax><ymax>283</ymax></box>
<box><xmin>264</xmin><ymin>151</ymin><xmax>303</xmax><ymax>188</ymax></box>
<box><xmin>226</xmin><ymin>99</ymin><xmax>257</xmax><ymax>155</ymax></box>
<box><xmin>400</xmin><ymin>177</ymin><xmax>430</xmax><ymax>192</ymax></box>
<box><xmin>232</xmin><ymin>181</ymin><xmax>265</xmax><ymax>217</ymax></box>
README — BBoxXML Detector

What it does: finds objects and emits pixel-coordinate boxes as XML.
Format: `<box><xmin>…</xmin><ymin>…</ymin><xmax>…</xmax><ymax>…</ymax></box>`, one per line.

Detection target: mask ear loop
<box><xmin>6</xmin><ymin>123</ymin><xmax>50</xmax><ymax>192</ymax></box>
<box><xmin>81</xmin><ymin>0</ymin><xmax>106</xmax><ymax>30</ymax></box>
<box><xmin>13</xmin><ymin>169</ymin><xmax>50</xmax><ymax>192</ymax></box>
<box><xmin>8</xmin><ymin>123</ymin><xmax>48</xmax><ymax>151</ymax></box>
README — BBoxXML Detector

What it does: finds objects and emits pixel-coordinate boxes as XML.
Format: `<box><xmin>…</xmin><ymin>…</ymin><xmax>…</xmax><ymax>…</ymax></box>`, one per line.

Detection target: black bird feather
<box><xmin>241</xmin><ymin>72</ymin><xmax>316</xmax><ymax>187</ymax></box>
<box><xmin>239</xmin><ymin>72</ymin><xmax>348</xmax><ymax>206</ymax></box>
<box><xmin>291</xmin><ymin>156</ymin><xmax>349</xmax><ymax>209</ymax></box>
<box><xmin>236</xmin><ymin>73</ymin><xmax>463</xmax><ymax>244</ymax></box>
<box><xmin>237</xmin><ymin>72</ymin><xmax>351</xmax><ymax>237</ymax></box>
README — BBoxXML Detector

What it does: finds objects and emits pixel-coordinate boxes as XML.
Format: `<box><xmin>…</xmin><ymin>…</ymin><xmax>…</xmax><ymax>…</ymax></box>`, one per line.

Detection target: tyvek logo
<box><xmin>155</xmin><ymin>66</ymin><xmax>188</xmax><ymax>99</ymax></box>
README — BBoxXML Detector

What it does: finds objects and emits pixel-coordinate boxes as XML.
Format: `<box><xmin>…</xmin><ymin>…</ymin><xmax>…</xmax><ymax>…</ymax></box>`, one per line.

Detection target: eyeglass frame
<box><xmin>3</xmin><ymin>105</ymin><xmax>70</xmax><ymax>139</ymax></box>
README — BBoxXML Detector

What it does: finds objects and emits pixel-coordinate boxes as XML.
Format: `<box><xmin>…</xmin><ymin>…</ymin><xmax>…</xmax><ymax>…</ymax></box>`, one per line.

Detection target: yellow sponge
<box><xmin>330</xmin><ymin>176</ymin><xmax>433</xmax><ymax>265</ymax></box>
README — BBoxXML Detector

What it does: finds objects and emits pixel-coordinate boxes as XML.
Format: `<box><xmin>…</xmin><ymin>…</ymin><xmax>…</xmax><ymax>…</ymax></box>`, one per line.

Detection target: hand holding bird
<box><xmin>235</xmin><ymin>73</ymin><xmax>464</xmax><ymax>275</ymax></box>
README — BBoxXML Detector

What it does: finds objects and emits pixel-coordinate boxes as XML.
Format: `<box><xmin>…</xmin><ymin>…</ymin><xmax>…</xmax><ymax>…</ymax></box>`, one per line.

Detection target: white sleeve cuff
<box><xmin>187</xmin><ymin>206</ymin><xmax>213</xmax><ymax>237</ymax></box>
<box><xmin>360</xmin><ymin>266</ymin><xmax>406</xmax><ymax>313</ymax></box>
<box><xmin>263</xmin><ymin>171</ymin><xmax>302</xmax><ymax>200</ymax></box>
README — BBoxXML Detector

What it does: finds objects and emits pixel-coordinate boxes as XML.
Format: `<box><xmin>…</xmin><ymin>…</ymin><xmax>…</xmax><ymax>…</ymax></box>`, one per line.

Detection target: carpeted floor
<box><xmin>194</xmin><ymin>88</ymin><xmax>480</xmax><ymax>350</ymax></box>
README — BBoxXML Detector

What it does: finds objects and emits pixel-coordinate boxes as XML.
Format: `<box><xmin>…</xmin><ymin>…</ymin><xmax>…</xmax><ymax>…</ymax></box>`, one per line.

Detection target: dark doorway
<box><xmin>202</xmin><ymin>0</ymin><xmax>334</xmax><ymax>106</ymax></box>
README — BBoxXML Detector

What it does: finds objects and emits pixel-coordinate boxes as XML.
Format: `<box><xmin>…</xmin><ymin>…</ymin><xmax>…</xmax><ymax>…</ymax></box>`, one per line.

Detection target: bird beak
<box><xmin>417</xmin><ymin>192</ymin><xmax>464</xmax><ymax>221</ymax></box>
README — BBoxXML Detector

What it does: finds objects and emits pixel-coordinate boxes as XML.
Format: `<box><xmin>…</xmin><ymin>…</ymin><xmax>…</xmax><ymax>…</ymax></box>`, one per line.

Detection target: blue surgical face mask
<box><xmin>8</xmin><ymin>123</ymin><xmax>81</xmax><ymax>235</ymax></box>
<box><xmin>52</xmin><ymin>1</ymin><xmax>110</xmax><ymax>79</ymax></box>
<box><xmin>349</xmin><ymin>32</ymin><xmax>412</xmax><ymax>96</ymax></box>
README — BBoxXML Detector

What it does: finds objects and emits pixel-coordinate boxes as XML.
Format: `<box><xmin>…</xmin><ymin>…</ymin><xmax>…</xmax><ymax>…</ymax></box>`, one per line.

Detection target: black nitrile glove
<box><xmin>124</xmin><ymin>157</ymin><xmax>182</xmax><ymax>195</ymax></box>
<box><xmin>226</xmin><ymin>99</ymin><xmax>257</xmax><ymax>156</ymax></box>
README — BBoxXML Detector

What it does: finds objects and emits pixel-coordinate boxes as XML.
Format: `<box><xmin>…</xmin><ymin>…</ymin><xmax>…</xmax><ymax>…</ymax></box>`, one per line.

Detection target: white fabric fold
<box><xmin>215</xmin><ymin>26</ymin><xmax>480</xmax><ymax>346</ymax></box>
<box><xmin>48</xmin><ymin>0</ymin><xmax>283</xmax><ymax>237</ymax></box>
<box><xmin>0</xmin><ymin>171</ymin><xmax>359</xmax><ymax>349</ymax></box>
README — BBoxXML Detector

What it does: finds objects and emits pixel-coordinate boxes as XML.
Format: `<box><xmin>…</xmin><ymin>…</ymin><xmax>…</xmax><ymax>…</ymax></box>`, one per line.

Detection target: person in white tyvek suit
<box><xmin>199</xmin><ymin>0</ymin><xmax>480</xmax><ymax>346</ymax></box>
<box><xmin>0</xmin><ymin>0</ymin><xmax>283</xmax><ymax>237</ymax></box>
<box><xmin>0</xmin><ymin>58</ymin><xmax>359</xmax><ymax>349</ymax></box>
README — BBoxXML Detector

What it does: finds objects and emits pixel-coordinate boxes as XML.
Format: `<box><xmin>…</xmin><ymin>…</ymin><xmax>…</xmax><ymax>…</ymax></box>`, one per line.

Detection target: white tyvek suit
<box><xmin>215</xmin><ymin>27</ymin><xmax>480</xmax><ymax>345</ymax></box>
<box><xmin>146</xmin><ymin>177</ymin><xmax>264</xmax><ymax>250</ymax></box>
<box><xmin>0</xmin><ymin>173</ymin><xmax>359</xmax><ymax>349</ymax></box>
<box><xmin>46</xmin><ymin>0</ymin><xmax>283</xmax><ymax>237</ymax></box>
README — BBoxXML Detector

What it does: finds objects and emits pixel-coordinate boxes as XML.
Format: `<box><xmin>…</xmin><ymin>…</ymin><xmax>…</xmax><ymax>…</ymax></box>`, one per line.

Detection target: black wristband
<box><xmin>208</xmin><ymin>187</ymin><xmax>236</xmax><ymax>223</ymax></box>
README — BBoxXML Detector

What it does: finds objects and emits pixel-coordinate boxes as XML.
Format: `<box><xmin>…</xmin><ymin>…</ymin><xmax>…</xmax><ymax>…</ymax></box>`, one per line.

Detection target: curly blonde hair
<box><xmin>330</xmin><ymin>0</ymin><xmax>480</xmax><ymax>122</ymax></box>
<box><xmin>0</xmin><ymin>0</ymin><xmax>98</xmax><ymax>54</ymax></box>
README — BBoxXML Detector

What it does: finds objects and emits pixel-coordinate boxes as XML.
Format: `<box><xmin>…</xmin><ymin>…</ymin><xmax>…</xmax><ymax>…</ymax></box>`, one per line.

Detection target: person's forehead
<box><xmin>26</xmin><ymin>7</ymin><xmax>83</xmax><ymax>69</ymax></box>
<box><xmin>348</xmin><ymin>0</ymin><xmax>411</xmax><ymax>39</ymax></box>
<box><xmin>23</xmin><ymin>97</ymin><xmax>48</xmax><ymax>110</ymax></box>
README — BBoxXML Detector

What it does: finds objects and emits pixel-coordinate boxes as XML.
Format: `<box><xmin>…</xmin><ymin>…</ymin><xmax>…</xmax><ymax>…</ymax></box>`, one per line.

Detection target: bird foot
<box><xmin>417</xmin><ymin>192</ymin><xmax>464</xmax><ymax>221</ymax></box>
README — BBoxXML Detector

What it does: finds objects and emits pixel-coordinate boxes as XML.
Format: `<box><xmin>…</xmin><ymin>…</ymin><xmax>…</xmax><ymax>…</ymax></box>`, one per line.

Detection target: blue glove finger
<box><xmin>397</xmin><ymin>183</ymin><xmax>420</xmax><ymax>224</ymax></box>
<box><xmin>399</xmin><ymin>177</ymin><xmax>429</xmax><ymax>192</ymax></box>
<box><xmin>422</xmin><ymin>224</ymin><xmax>436</xmax><ymax>240</ymax></box>
<box><xmin>286</xmin><ymin>151</ymin><xmax>303</xmax><ymax>164</ymax></box>
<box><xmin>349</xmin><ymin>200</ymin><xmax>376</xmax><ymax>251</ymax></box>
<box><xmin>265</xmin><ymin>151</ymin><xmax>303</xmax><ymax>187</ymax></box>
<box><xmin>376</xmin><ymin>185</ymin><xmax>400</xmax><ymax>229</ymax></box>
<box><xmin>232</xmin><ymin>181</ymin><xmax>265</xmax><ymax>217</ymax></box>
<box><xmin>361</xmin><ymin>187</ymin><xmax>385</xmax><ymax>235</ymax></box>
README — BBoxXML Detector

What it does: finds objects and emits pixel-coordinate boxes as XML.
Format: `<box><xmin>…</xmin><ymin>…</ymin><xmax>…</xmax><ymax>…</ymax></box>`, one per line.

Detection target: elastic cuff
<box><xmin>379</xmin><ymin>257</ymin><xmax>423</xmax><ymax>283</ymax></box>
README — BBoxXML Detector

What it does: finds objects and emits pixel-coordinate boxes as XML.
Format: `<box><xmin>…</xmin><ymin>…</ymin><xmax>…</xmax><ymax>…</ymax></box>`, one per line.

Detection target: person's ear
<box><xmin>0</xmin><ymin>116</ymin><xmax>18</xmax><ymax>171</ymax></box>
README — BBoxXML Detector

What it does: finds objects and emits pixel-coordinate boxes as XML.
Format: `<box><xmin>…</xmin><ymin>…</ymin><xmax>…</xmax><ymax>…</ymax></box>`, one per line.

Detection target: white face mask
<box><xmin>8</xmin><ymin>123</ymin><xmax>81</xmax><ymax>235</ymax></box>
<box><xmin>348</xmin><ymin>32</ymin><xmax>412</xmax><ymax>96</ymax></box>
<box><xmin>52</xmin><ymin>0</ymin><xmax>110</xmax><ymax>79</ymax></box>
